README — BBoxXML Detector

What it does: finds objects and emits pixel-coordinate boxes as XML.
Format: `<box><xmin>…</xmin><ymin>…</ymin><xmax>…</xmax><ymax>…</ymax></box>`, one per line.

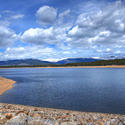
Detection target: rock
<box><xmin>16</xmin><ymin>110</ymin><xmax>28</xmax><ymax>115</ymax></box>
<box><xmin>118</xmin><ymin>122</ymin><xmax>123</xmax><ymax>125</ymax></box>
<box><xmin>61</xmin><ymin>122</ymin><xmax>79</xmax><ymax>125</ymax></box>
<box><xmin>5</xmin><ymin>114</ymin><xmax>13</xmax><ymax>120</ymax></box>
<box><xmin>0</xmin><ymin>103</ymin><xmax>125</xmax><ymax>125</ymax></box>
<box><xmin>28</xmin><ymin>120</ymin><xmax>44</xmax><ymax>125</ymax></box>
<box><xmin>5</xmin><ymin>113</ymin><xmax>27</xmax><ymax>125</ymax></box>
<box><xmin>0</xmin><ymin>118</ymin><xmax>8</xmax><ymax>124</ymax></box>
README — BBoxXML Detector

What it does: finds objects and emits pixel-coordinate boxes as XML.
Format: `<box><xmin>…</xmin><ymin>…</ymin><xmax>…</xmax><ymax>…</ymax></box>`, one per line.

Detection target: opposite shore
<box><xmin>1</xmin><ymin>65</ymin><xmax>125</xmax><ymax>69</ymax></box>
<box><xmin>36</xmin><ymin>65</ymin><xmax>125</xmax><ymax>68</ymax></box>
<box><xmin>0</xmin><ymin>76</ymin><xmax>16</xmax><ymax>95</ymax></box>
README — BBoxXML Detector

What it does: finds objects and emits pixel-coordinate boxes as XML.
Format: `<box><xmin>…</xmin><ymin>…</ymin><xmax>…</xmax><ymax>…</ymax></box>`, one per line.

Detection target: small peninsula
<box><xmin>0</xmin><ymin>76</ymin><xmax>16</xmax><ymax>95</ymax></box>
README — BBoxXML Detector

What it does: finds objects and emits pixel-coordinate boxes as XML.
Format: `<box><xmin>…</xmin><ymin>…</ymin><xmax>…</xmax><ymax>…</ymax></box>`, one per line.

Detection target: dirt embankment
<box><xmin>0</xmin><ymin>76</ymin><xmax>16</xmax><ymax>95</ymax></box>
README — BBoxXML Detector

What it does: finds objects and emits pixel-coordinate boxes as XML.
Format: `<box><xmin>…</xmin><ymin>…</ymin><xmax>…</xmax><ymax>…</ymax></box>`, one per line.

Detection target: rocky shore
<box><xmin>0</xmin><ymin>103</ymin><xmax>125</xmax><ymax>125</ymax></box>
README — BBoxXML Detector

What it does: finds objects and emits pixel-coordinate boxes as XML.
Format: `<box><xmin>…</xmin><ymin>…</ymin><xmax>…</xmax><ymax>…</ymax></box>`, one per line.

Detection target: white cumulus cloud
<box><xmin>67</xmin><ymin>1</ymin><xmax>125</xmax><ymax>48</ymax></box>
<box><xmin>0</xmin><ymin>26</ymin><xmax>17</xmax><ymax>47</ymax></box>
<box><xmin>36</xmin><ymin>6</ymin><xmax>57</xmax><ymax>26</ymax></box>
<box><xmin>21</xmin><ymin>25</ymin><xmax>70</xmax><ymax>46</ymax></box>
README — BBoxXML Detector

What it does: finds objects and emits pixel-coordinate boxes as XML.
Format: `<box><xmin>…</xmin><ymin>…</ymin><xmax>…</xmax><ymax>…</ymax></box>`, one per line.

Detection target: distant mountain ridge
<box><xmin>0</xmin><ymin>59</ymin><xmax>53</xmax><ymax>66</ymax></box>
<box><xmin>56</xmin><ymin>58</ymin><xmax>100</xmax><ymax>64</ymax></box>
<box><xmin>0</xmin><ymin>58</ymin><xmax>100</xmax><ymax>66</ymax></box>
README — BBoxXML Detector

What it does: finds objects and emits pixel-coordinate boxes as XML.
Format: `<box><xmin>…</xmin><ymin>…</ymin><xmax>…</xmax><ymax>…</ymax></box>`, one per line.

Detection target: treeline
<box><xmin>0</xmin><ymin>64</ymin><xmax>58</xmax><ymax>68</ymax></box>
<box><xmin>0</xmin><ymin>59</ymin><xmax>125</xmax><ymax>68</ymax></box>
<box><xmin>62</xmin><ymin>59</ymin><xmax>125</xmax><ymax>66</ymax></box>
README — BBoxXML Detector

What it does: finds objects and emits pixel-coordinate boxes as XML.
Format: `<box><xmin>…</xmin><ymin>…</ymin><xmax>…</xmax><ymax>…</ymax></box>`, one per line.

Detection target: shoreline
<box><xmin>0</xmin><ymin>76</ymin><xmax>16</xmax><ymax>95</ymax></box>
<box><xmin>0</xmin><ymin>103</ymin><xmax>125</xmax><ymax>124</ymax></box>
<box><xmin>37</xmin><ymin>65</ymin><xmax>125</xmax><ymax>68</ymax></box>
<box><xmin>1</xmin><ymin>65</ymin><xmax>125</xmax><ymax>69</ymax></box>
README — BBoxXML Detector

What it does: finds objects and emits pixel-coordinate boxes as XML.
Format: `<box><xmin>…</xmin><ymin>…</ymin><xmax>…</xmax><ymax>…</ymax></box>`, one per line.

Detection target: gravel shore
<box><xmin>0</xmin><ymin>103</ymin><xmax>125</xmax><ymax>125</ymax></box>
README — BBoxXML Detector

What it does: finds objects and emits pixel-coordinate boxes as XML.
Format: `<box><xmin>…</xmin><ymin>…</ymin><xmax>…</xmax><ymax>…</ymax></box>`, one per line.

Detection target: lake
<box><xmin>0</xmin><ymin>68</ymin><xmax>125</xmax><ymax>114</ymax></box>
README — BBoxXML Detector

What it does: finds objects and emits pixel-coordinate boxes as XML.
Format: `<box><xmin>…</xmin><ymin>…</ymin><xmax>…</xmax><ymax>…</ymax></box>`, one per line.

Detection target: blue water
<box><xmin>0</xmin><ymin>68</ymin><xmax>125</xmax><ymax>114</ymax></box>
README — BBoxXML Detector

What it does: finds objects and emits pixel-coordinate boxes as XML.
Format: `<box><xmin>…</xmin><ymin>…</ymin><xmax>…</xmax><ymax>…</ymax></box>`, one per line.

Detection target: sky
<box><xmin>0</xmin><ymin>0</ymin><xmax>125</xmax><ymax>61</ymax></box>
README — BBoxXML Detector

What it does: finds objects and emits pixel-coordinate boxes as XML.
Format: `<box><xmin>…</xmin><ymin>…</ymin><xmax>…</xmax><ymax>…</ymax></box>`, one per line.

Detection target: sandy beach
<box><xmin>0</xmin><ymin>76</ymin><xmax>16</xmax><ymax>95</ymax></box>
<box><xmin>26</xmin><ymin>65</ymin><xmax>125</xmax><ymax>68</ymax></box>
<box><xmin>37</xmin><ymin>65</ymin><xmax>125</xmax><ymax>68</ymax></box>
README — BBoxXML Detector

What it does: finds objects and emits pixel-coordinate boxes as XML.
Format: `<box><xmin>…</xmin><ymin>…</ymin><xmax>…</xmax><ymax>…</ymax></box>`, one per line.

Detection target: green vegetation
<box><xmin>0</xmin><ymin>59</ymin><xmax>125</xmax><ymax>68</ymax></box>
<box><xmin>0</xmin><ymin>64</ymin><xmax>58</xmax><ymax>68</ymax></box>
<box><xmin>62</xmin><ymin>59</ymin><xmax>125</xmax><ymax>66</ymax></box>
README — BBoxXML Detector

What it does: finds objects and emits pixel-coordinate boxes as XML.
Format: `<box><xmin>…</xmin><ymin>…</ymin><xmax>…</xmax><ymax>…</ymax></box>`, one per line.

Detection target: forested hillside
<box><xmin>63</xmin><ymin>59</ymin><xmax>125</xmax><ymax>66</ymax></box>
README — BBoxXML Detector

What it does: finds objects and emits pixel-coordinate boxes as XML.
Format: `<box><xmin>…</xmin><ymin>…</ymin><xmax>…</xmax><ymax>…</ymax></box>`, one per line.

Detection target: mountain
<box><xmin>0</xmin><ymin>59</ymin><xmax>53</xmax><ymax>66</ymax></box>
<box><xmin>56</xmin><ymin>58</ymin><xmax>100</xmax><ymax>64</ymax></box>
<box><xmin>0</xmin><ymin>58</ymin><xmax>100</xmax><ymax>66</ymax></box>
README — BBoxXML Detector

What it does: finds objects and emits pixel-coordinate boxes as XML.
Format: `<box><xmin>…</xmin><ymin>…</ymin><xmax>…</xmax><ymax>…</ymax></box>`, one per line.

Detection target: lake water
<box><xmin>0</xmin><ymin>68</ymin><xmax>125</xmax><ymax>114</ymax></box>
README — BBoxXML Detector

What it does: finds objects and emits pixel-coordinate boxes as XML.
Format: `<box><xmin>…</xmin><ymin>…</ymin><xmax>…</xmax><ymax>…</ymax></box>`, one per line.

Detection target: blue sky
<box><xmin>0</xmin><ymin>0</ymin><xmax>125</xmax><ymax>61</ymax></box>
